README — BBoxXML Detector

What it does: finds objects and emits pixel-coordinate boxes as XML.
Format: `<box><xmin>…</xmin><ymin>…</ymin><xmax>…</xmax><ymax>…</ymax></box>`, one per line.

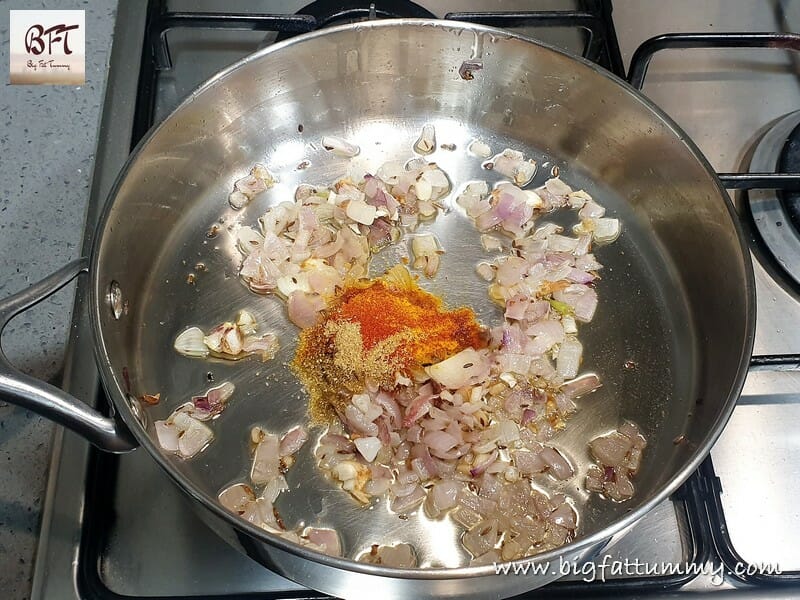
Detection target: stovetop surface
<box><xmin>32</xmin><ymin>1</ymin><xmax>800</xmax><ymax>598</ymax></box>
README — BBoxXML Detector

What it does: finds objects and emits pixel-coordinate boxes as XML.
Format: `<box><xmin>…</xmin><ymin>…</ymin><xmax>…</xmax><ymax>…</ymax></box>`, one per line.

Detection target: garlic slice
<box><xmin>174</xmin><ymin>312</ymin><xmax>279</xmax><ymax>362</ymax></box>
<box><xmin>174</xmin><ymin>327</ymin><xmax>209</xmax><ymax>358</ymax></box>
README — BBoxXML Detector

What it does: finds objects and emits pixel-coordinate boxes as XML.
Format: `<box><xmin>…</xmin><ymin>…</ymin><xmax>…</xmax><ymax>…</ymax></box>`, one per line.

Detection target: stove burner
<box><xmin>778</xmin><ymin>121</ymin><xmax>800</xmax><ymax>234</ymax></box>
<box><xmin>272</xmin><ymin>0</ymin><xmax>436</xmax><ymax>44</ymax></box>
<box><xmin>747</xmin><ymin>110</ymin><xmax>800</xmax><ymax>291</ymax></box>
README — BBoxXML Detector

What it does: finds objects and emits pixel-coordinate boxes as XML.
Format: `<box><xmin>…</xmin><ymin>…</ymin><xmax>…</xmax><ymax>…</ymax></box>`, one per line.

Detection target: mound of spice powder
<box><xmin>293</xmin><ymin>266</ymin><xmax>485</xmax><ymax>422</ymax></box>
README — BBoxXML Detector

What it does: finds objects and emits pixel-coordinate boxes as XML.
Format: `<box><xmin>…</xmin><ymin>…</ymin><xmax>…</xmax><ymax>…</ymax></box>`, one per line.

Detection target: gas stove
<box><xmin>31</xmin><ymin>1</ymin><xmax>800</xmax><ymax>598</ymax></box>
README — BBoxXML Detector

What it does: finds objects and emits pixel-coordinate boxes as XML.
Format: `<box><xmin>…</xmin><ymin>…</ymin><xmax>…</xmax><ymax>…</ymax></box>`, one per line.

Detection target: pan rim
<box><xmin>88</xmin><ymin>17</ymin><xmax>756</xmax><ymax>580</ymax></box>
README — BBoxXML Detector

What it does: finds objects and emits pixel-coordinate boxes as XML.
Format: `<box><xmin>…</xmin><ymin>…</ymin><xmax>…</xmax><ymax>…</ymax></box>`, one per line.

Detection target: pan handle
<box><xmin>0</xmin><ymin>259</ymin><xmax>138</xmax><ymax>453</ymax></box>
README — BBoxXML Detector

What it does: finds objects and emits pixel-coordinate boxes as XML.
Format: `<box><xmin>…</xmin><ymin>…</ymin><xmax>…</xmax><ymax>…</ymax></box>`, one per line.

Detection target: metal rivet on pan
<box><xmin>107</xmin><ymin>281</ymin><xmax>124</xmax><ymax>320</ymax></box>
<box><xmin>127</xmin><ymin>394</ymin><xmax>147</xmax><ymax>428</ymax></box>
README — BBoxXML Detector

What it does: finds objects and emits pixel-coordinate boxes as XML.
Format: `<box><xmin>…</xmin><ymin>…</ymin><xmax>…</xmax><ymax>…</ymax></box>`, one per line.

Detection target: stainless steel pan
<box><xmin>0</xmin><ymin>20</ymin><xmax>754</xmax><ymax>599</ymax></box>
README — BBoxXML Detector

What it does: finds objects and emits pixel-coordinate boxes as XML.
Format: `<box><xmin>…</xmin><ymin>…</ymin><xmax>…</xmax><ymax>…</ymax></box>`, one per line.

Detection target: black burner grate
<box><xmin>778</xmin><ymin>122</ymin><xmax>800</xmax><ymax>238</ymax></box>
<box><xmin>132</xmin><ymin>0</ymin><xmax>624</xmax><ymax>145</ymax></box>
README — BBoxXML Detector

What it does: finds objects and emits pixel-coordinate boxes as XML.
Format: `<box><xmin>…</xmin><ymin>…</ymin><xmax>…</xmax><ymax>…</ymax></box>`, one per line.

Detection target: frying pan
<box><xmin>0</xmin><ymin>20</ymin><xmax>754</xmax><ymax>599</ymax></box>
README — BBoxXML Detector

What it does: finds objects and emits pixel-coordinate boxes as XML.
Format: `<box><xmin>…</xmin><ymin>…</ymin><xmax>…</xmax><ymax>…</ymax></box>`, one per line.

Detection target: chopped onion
<box><xmin>423</xmin><ymin>430</ymin><xmax>459</xmax><ymax>454</ymax></box>
<box><xmin>556</xmin><ymin>338</ymin><xmax>582</xmax><ymax>379</ymax></box>
<box><xmin>593</xmin><ymin>217</ymin><xmax>621</xmax><ymax>243</ymax></box>
<box><xmin>492</xmin><ymin>149</ymin><xmax>537</xmax><ymax>187</ymax></box>
<box><xmin>279</xmin><ymin>426</ymin><xmax>308</xmax><ymax>456</ymax></box>
<box><xmin>476</xmin><ymin>262</ymin><xmax>495</xmax><ymax>281</ymax></box>
<box><xmin>354</xmin><ymin>436</ymin><xmax>382</xmax><ymax>462</ymax></box>
<box><xmin>201</xmin><ymin>141</ymin><xmax>635</xmax><ymax>561</ymax></box>
<box><xmin>513</xmin><ymin>450</ymin><xmax>546</xmax><ymax>475</ymax></box>
<box><xmin>414</xmin><ymin>124</ymin><xmax>436</xmax><ymax>155</ymax></box>
<box><xmin>411</xmin><ymin>233</ymin><xmax>443</xmax><ymax>277</ymax></box>
<box><xmin>390</xmin><ymin>485</ymin><xmax>426</xmax><ymax>513</ymax></box>
<box><xmin>322</xmin><ymin>136</ymin><xmax>360</xmax><ymax>157</ymax></box>
<box><xmin>263</xmin><ymin>475</ymin><xmax>290</xmax><ymax>502</ymax></box>
<box><xmin>578</xmin><ymin>200</ymin><xmax>605</xmax><ymax>219</ymax></box>
<box><xmin>236</xmin><ymin>226</ymin><xmax>264</xmax><ymax>255</ymax></box>
<box><xmin>359</xmin><ymin>543</ymin><xmax>417</xmax><ymax>568</ymax></box>
<box><xmin>229</xmin><ymin>190</ymin><xmax>249</xmax><ymax>210</ymax></box>
<box><xmin>218</xmin><ymin>483</ymin><xmax>255</xmax><ymax>514</ymax></box>
<box><xmin>539</xmin><ymin>446</ymin><xmax>574</xmax><ymax>480</ymax></box>
<box><xmin>251</xmin><ymin>432</ymin><xmax>281</xmax><ymax>485</ymax></box>
<box><xmin>426</xmin><ymin>348</ymin><xmax>490</xmax><ymax>390</ymax></box>
<box><xmin>590</xmin><ymin>432</ymin><xmax>633</xmax><ymax>467</ymax></box>
<box><xmin>173</xmin><ymin>412</ymin><xmax>214</xmax><ymax>458</ymax></box>
<box><xmin>468</xmin><ymin>139</ymin><xmax>492</xmax><ymax>158</ymax></box>
<box><xmin>462</xmin><ymin>519</ymin><xmax>498</xmax><ymax>558</ymax></box>
<box><xmin>421</xmin><ymin>167</ymin><xmax>449</xmax><ymax>190</ymax></box>
<box><xmin>303</xmin><ymin>527</ymin><xmax>342</xmax><ymax>557</ymax></box>
<box><xmin>545</xmin><ymin>177</ymin><xmax>572</xmax><ymax>197</ymax></box>
<box><xmin>287</xmin><ymin>291</ymin><xmax>326</xmax><ymax>329</ymax></box>
<box><xmin>561</xmin><ymin>373</ymin><xmax>601</xmax><ymax>399</ymax></box>
<box><xmin>155</xmin><ymin>421</ymin><xmax>179</xmax><ymax>453</ymax></box>
<box><xmin>346</xmin><ymin>199</ymin><xmax>377</xmax><ymax>225</ymax></box>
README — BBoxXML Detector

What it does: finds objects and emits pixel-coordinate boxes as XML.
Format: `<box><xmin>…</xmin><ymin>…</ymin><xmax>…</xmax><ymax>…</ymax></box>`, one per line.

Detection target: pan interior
<box><xmin>129</xmin><ymin>120</ymin><xmax>695</xmax><ymax>566</ymax></box>
<box><xmin>91</xmin><ymin>22</ymin><xmax>748</xmax><ymax>571</ymax></box>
